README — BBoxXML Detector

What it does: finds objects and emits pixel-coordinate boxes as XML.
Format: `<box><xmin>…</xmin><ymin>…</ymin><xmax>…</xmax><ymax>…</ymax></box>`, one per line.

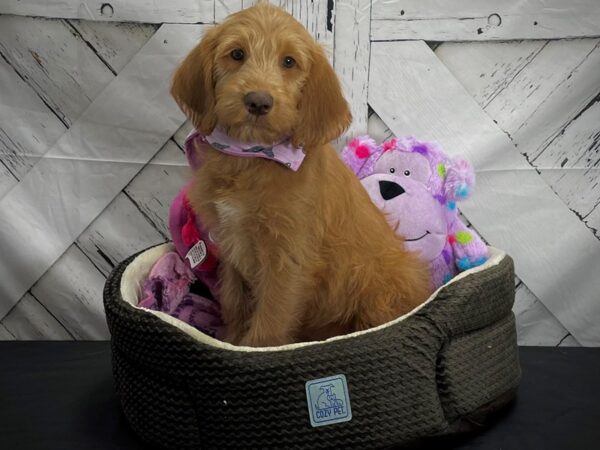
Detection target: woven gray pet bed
<box><xmin>103</xmin><ymin>243</ymin><xmax>520</xmax><ymax>450</ymax></box>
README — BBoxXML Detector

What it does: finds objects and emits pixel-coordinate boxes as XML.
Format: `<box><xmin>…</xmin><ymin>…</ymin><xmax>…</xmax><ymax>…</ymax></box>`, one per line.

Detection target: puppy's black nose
<box><xmin>379</xmin><ymin>180</ymin><xmax>405</xmax><ymax>200</ymax></box>
<box><xmin>244</xmin><ymin>91</ymin><xmax>273</xmax><ymax>116</ymax></box>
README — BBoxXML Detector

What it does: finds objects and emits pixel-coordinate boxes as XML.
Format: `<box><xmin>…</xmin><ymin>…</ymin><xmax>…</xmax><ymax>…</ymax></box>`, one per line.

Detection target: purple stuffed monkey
<box><xmin>342</xmin><ymin>135</ymin><xmax>489</xmax><ymax>289</ymax></box>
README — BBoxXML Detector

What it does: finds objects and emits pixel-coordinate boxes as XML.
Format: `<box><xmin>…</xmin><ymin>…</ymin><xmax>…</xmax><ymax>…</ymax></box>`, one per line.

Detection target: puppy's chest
<box><xmin>214</xmin><ymin>199</ymin><xmax>242</xmax><ymax>227</ymax></box>
<box><xmin>209</xmin><ymin>198</ymin><xmax>257</xmax><ymax>272</ymax></box>
<box><xmin>208</xmin><ymin>197</ymin><xmax>248</xmax><ymax>243</ymax></box>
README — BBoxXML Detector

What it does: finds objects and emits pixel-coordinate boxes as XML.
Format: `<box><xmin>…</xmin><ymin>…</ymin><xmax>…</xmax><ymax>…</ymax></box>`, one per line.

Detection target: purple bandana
<box><xmin>185</xmin><ymin>128</ymin><xmax>306</xmax><ymax>171</ymax></box>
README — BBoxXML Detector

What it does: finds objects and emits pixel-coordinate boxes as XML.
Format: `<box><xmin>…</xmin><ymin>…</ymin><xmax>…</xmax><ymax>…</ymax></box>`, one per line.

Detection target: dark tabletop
<box><xmin>0</xmin><ymin>343</ymin><xmax>598</xmax><ymax>450</ymax></box>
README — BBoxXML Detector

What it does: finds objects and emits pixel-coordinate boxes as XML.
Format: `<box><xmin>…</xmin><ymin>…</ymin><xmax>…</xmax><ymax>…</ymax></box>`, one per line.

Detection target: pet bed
<box><xmin>103</xmin><ymin>243</ymin><xmax>520</xmax><ymax>449</ymax></box>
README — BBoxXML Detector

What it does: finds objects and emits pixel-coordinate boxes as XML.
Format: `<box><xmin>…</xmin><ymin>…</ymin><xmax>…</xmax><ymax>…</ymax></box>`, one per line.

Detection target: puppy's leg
<box><xmin>238</xmin><ymin>256</ymin><xmax>306</xmax><ymax>347</ymax></box>
<box><xmin>352</xmin><ymin>285</ymin><xmax>427</xmax><ymax>331</ymax></box>
<box><xmin>352</xmin><ymin>300</ymin><xmax>399</xmax><ymax>331</ymax></box>
<box><xmin>219</xmin><ymin>263</ymin><xmax>254</xmax><ymax>344</ymax></box>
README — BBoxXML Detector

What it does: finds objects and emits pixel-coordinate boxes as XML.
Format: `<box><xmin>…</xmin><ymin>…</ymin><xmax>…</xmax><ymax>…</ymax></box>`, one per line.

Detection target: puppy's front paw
<box><xmin>224</xmin><ymin>323</ymin><xmax>247</xmax><ymax>345</ymax></box>
<box><xmin>238</xmin><ymin>330</ymin><xmax>290</xmax><ymax>348</ymax></box>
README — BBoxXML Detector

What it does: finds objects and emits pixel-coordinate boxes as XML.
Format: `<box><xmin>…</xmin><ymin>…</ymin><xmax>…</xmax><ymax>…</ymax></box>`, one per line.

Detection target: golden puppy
<box><xmin>171</xmin><ymin>2</ymin><xmax>431</xmax><ymax>346</ymax></box>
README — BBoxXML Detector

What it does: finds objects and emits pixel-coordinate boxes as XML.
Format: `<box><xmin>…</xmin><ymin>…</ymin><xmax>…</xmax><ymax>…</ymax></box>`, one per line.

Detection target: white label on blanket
<box><xmin>305</xmin><ymin>374</ymin><xmax>352</xmax><ymax>427</ymax></box>
<box><xmin>186</xmin><ymin>240</ymin><xmax>207</xmax><ymax>268</ymax></box>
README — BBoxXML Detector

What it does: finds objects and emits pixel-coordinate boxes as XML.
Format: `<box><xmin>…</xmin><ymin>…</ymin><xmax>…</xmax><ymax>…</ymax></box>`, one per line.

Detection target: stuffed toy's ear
<box><xmin>444</xmin><ymin>159</ymin><xmax>475</xmax><ymax>203</ymax></box>
<box><xmin>340</xmin><ymin>135</ymin><xmax>378</xmax><ymax>176</ymax></box>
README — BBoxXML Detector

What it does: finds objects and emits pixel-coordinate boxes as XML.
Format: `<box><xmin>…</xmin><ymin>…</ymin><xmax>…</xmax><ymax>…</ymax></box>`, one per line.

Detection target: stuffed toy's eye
<box><xmin>283</xmin><ymin>56</ymin><xmax>296</xmax><ymax>68</ymax></box>
<box><xmin>404</xmin><ymin>170</ymin><xmax>411</xmax><ymax>176</ymax></box>
<box><xmin>231</xmin><ymin>49</ymin><xmax>245</xmax><ymax>61</ymax></box>
<box><xmin>389</xmin><ymin>168</ymin><xmax>396</xmax><ymax>174</ymax></box>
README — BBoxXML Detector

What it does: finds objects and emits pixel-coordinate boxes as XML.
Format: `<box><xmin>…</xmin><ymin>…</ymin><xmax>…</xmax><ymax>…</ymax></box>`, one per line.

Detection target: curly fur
<box><xmin>444</xmin><ymin>159</ymin><xmax>475</xmax><ymax>201</ymax></box>
<box><xmin>170</xmin><ymin>3</ymin><xmax>431</xmax><ymax>346</ymax></box>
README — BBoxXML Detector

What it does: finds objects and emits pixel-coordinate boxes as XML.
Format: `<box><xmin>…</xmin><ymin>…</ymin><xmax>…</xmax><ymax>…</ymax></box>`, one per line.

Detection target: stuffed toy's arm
<box><xmin>448</xmin><ymin>218</ymin><xmax>489</xmax><ymax>271</ymax></box>
<box><xmin>443</xmin><ymin>157</ymin><xmax>488</xmax><ymax>271</ymax></box>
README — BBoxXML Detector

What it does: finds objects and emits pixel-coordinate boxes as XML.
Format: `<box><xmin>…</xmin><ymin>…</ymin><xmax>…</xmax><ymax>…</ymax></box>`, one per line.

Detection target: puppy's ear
<box><xmin>171</xmin><ymin>27</ymin><xmax>219</xmax><ymax>134</ymax></box>
<box><xmin>292</xmin><ymin>46</ymin><xmax>352</xmax><ymax>148</ymax></box>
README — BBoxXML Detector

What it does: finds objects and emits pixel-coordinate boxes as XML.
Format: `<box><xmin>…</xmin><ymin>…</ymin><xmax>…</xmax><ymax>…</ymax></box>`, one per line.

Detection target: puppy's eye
<box><xmin>404</xmin><ymin>170</ymin><xmax>411</xmax><ymax>176</ymax></box>
<box><xmin>283</xmin><ymin>56</ymin><xmax>296</xmax><ymax>68</ymax></box>
<box><xmin>230</xmin><ymin>49</ymin><xmax>244</xmax><ymax>61</ymax></box>
<box><xmin>389</xmin><ymin>168</ymin><xmax>395</xmax><ymax>174</ymax></box>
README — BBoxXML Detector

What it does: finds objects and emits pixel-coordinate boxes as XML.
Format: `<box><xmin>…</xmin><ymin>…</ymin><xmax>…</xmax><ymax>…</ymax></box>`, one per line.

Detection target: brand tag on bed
<box><xmin>305</xmin><ymin>374</ymin><xmax>352</xmax><ymax>427</ymax></box>
<box><xmin>186</xmin><ymin>240</ymin><xmax>207</xmax><ymax>268</ymax></box>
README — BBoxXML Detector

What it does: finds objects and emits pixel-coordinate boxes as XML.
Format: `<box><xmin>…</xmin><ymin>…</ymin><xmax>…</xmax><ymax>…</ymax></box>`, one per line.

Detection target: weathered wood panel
<box><xmin>0</xmin><ymin>323</ymin><xmax>16</xmax><ymax>340</ymax></box>
<box><xmin>0</xmin><ymin>29</ymin><xmax>72</xmax><ymax>181</ymax></box>
<box><xmin>0</xmin><ymin>162</ymin><xmax>16</xmax><ymax>199</ymax></box>
<box><xmin>367</xmin><ymin>110</ymin><xmax>394</xmax><ymax>143</ymax></box>
<box><xmin>558</xmin><ymin>334</ymin><xmax>580</xmax><ymax>347</ymax></box>
<box><xmin>0</xmin><ymin>24</ymin><xmax>206</xmax><ymax>317</ymax></box>
<box><xmin>433</xmin><ymin>41</ymin><xmax>592</xmax><ymax>345</ymax></box>
<box><xmin>371</xmin><ymin>0</ymin><xmax>600</xmax><ymax>41</ymax></box>
<box><xmin>513</xmin><ymin>283</ymin><xmax>571</xmax><ymax>346</ymax></box>
<box><xmin>173</xmin><ymin>121</ymin><xmax>195</xmax><ymax>148</ymax></box>
<box><xmin>334</xmin><ymin>0</ymin><xmax>371</xmax><ymax>141</ymax></box>
<box><xmin>585</xmin><ymin>203</ymin><xmax>600</xmax><ymax>239</ymax></box>
<box><xmin>0</xmin><ymin>293</ymin><xmax>73</xmax><ymax>340</ymax></box>
<box><xmin>76</xmin><ymin>193</ymin><xmax>167</xmax><ymax>277</ymax></box>
<box><xmin>483</xmin><ymin>40</ymin><xmax>599</xmax><ymax>159</ymax></box>
<box><xmin>67</xmin><ymin>20</ymin><xmax>158</xmax><ymax>73</ymax></box>
<box><xmin>124</xmin><ymin>139</ymin><xmax>190</xmax><ymax>238</ymax></box>
<box><xmin>26</xmin><ymin>142</ymin><xmax>181</xmax><ymax>336</ymax></box>
<box><xmin>0</xmin><ymin>16</ymin><xmax>156</xmax><ymax>190</ymax></box>
<box><xmin>437</xmin><ymin>39</ymin><xmax>600</xmax><ymax>239</ymax></box>
<box><xmin>30</xmin><ymin>245</ymin><xmax>109</xmax><ymax>339</ymax></box>
<box><xmin>0</xmin><ymin>0</ymin><xmax>214</xmax><ymax>23</ymax></box>
<box><xmin>535</xmin><ymin>100</ymin><xmax>600</xmax><ymax>226</ymax></box>
<box><xmin>22</xmin><ymin>139</ymin><xmax>185</xmax><ymax>338</ymax></box>
<box><xmin>0</xmin><ymin>17</ymin><xmax>168</xmax><ymax>338</ymax></box>
<box><xmin>369</xmin><ymin>40</ymin><xmax>600</xmax><ymax>345</ymax></box>
<box><xmin>0</xmin><ymin>16</ymin><xmax>115</xmax><ymax>127</ymax></box>
<box><xmin>435</xmin><ymin>40</ymin><xmax>548</xmax><ymax>108</ymax></box>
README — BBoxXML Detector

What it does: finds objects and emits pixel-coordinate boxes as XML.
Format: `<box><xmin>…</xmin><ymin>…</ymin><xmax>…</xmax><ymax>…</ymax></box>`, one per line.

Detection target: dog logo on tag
<box><xmin>305</xmin><ymin>374</ymin><xmax>352</xmax><ymax>427</ymax></box>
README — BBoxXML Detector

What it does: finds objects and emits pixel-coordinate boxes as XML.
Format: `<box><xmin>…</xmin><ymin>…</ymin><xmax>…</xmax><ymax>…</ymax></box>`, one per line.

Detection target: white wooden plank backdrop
<box><xmin>333</xmin><ymin>0</ymin><xmax>371</xmax><ymax>139</ymax></box>
<box><xmin>0</xmin><ymin>24</ymin><xmax>205</xmax><ymax>317</ymax></box>
<box><xmin>371</xmin><ymin>0</ymin><xmax>600</xmax><ymax>41</ymax></box>
<box><xmin>0</xmin><ymin>0</ymin><xmax>598</xmax><ymax>345</ymax></box>
<box><xmin>0</xmin><ymin>0</ymin><xmax>215</xmax><ymax>23</ymax></box>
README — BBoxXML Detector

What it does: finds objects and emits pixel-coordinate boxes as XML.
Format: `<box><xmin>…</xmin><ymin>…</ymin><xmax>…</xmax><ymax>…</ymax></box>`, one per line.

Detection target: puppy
<box><xmin>171</xmin><ymin>3</ymin><xmax>431</xmax><ymax>346</ymax></box>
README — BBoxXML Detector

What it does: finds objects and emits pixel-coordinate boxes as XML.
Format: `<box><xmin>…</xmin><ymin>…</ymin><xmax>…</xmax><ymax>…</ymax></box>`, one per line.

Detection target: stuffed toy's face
<box><xmin>360</xmin><ymin>150</ymin><xmax>447</xmax><ymax>261</ymax></box>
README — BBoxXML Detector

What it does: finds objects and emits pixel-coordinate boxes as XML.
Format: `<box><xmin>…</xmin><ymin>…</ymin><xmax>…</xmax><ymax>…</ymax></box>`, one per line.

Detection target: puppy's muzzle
<box><xmin>379</xmin><ymin>180</ymin><xmax>405</xmax><ymax>200</ymax></box>
<box><xmin>244</xmin><ymin>91</ymin><xmax>273</xmax><ymax>116</ymax></box>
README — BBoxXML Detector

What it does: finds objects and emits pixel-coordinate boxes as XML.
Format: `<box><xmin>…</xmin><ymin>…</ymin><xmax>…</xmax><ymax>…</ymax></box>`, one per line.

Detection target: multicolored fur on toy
<box><xmin>341</xmin><ymin>135</ymin><xmax>488</xmax><ymax>289</ymax></box>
